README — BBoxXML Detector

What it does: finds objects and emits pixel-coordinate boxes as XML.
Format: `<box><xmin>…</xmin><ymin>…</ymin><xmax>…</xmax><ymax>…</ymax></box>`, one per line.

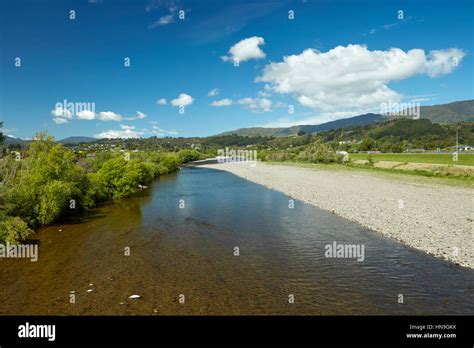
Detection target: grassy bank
<box><xmin>349</xmin><ymin>153</ymin><xmax>474</xmax><ymax>166</ymax></box>
<box><xmin>264</xmin><ymin>161</ymin><xmax>474</xmax><ymax>188</ymax></box>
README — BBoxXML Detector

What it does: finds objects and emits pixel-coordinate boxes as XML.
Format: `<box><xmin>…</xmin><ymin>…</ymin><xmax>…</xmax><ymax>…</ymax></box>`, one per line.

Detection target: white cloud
<box><xmin>156</xmin><ymin>98</ymin><xmax>167</xmax><ymax>105</ymax></box>
<box><xmin>222</xmin><ymin>36</ymin><xmax>266</xmax><ymax>63</ymax></box>
<box><xmin>1</xmin><ymin>127</ymin><xmax>17</xmax><ymax>135</ymax></box>
<box><xmin>68</xmin><ymin>109</ymin><xmax>145</xmax><ymax>121</ymax></box>
<box><xmin>423</xmin><ymin>49</ymin><xmax>465</xmax><ymax>77</ymax></box>
<box><xmin>146</xmin><ymin>0</ymin><xmax>180</xmax><ymax>13</ymax></box>
<box><xmin>151</xmin><ymin>125</ymin><xmax>178</xmax><ymax>136</ymax></box>
<box><xmin>171</xmin><ymin>93</ymin><xmax>194</xmax><ymax>107</ymax></box>
<box><xmin>211</xmin><ymin>98</ymin><xmax>233</xmax><ymax>107</ymax></box>
<box><xmin>77</xmin><ymin>110</ymin><xmax>96</xmax><ymax>120</ymax></box>
<box><xmin>410</xmin><ymin>98</ymin><xmax>432</xmax><ymax>103</ymax></box>
<box><xmin>208</xmin><ymin>88</ymin><xmax>220</xmax><ymax>97</ymax></box>
<box><xmin>53</xmin><ymin>117</ymin><xmax>69</xmax><ymax>124</ymax></box>
<box><xmin>95</xmin><ymin>127</ymin><xmax>143</xmax><ymax>139</ymax></box>
<box><xmin>408</xmin><ymin>93</ymin><xmax>438</xmax><ymax>103</ymax></box>
<box><xmin>258</xmin><ymin>44</ymin><xmax>465</xmax><ymax>116</ymax></box>
<box><xmin>51</xmin><ymin>105</ymin><xmax>148</xmax><ymax>124</ymax></box>
<box><xmin>98</xmin><ymin>111</ymin><xmax>123</xmax><ymax>121</ymax></box>
<box><xmin>147</xmin><ymin>0</ymin><xmax>181</xmax><ymax>28</ymax></box>
<box><xmin>151</xmin><ymin>14</ymin><xmax>174</xmax><ymax>27</ymax></box>
<box><xmin>238</xmin><ymin>97</ymin><xmax>272</xmax><ymax>112</ymax></box>
<box><xmin>51</xmin><ymin>106</ymin><xmax>72</xmax><ymax>119</ymax></box>
<box><xmin>123</xmin><ymin>111</ymin><xmax>147</xmax><ymax>120</ymax></box>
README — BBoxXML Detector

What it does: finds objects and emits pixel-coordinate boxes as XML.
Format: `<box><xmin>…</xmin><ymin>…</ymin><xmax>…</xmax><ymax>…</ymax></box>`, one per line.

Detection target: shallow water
<box><xmin>0</xmin><ymin>167</ymin><xmax>473</xmax><ymax>315</ymax></box>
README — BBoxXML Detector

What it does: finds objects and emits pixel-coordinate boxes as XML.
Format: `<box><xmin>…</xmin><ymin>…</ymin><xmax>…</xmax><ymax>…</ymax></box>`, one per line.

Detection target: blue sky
<box><xmin>0</xmin><ymin>0</ymin><xmax>472</xmax><ymax>140</ymax></box>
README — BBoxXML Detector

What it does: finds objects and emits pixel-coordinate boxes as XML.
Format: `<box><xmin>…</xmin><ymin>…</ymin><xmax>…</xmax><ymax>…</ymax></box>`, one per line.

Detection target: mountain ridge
<box><xmin>58</xmin><ymin>136</ymin><xmax>97</xmax><ymax>144</ymax></box>
<box><xmin>218</xmin><ymin>100</ymin><xmax>474</xmax><ymax>137</ymax></box>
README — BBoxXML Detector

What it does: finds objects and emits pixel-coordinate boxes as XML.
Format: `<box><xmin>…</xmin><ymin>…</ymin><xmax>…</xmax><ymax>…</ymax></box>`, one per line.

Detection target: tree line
<box><xmin>0</xmin><ymin>131</ymin><xmax>203</xmax><ymax>244</ymax></box>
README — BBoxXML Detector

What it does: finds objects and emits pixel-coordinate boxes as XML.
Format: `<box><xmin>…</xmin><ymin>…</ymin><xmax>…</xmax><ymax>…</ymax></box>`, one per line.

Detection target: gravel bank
<box><xmin>202</xmin><ymin>162</ymin><xmax>474</xmax><ymax>268</ymax></box>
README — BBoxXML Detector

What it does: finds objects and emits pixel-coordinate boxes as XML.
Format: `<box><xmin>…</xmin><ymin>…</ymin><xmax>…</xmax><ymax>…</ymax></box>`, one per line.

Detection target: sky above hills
<box><xmin>0</xmin><ymin>0</ymin><xmax>473</xmax><ymax>140</ymax></box>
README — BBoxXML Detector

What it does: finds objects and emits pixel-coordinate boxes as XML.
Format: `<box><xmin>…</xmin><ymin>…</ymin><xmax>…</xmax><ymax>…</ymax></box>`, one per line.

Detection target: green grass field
<box><xmin>349</xmin><ymin>153</ymin><xmax>474</xmax><ymax>166</ymax></box>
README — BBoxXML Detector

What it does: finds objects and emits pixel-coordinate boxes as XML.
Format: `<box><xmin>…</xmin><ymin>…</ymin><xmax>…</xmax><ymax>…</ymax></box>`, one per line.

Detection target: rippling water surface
<box><xmin>1</xmin><ymin>167</ymin><xmax>473</xmax><ymax>315</ymax></box>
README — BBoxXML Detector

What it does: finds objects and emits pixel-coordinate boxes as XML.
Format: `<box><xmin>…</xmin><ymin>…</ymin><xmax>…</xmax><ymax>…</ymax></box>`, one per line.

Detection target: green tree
<box><xmin>88</xmin><ymin>156</ymin><xmax>156</xmax><ymax>200</ymax></box>
<box><xmin>5</xmin><ymin>132</ymin><xmax>88</xmax><ymax>227</ymax></box>
<box><xmin>297</xmin><ymin>140</ymin><xmax>342</xmax><ymax>163</ymax></box>
<box><xmin>158</xmin><ymin>153</ymin><xmax>180</xmax><ymax>174</ymax></box>
<box><xmin>359</xmin><ymin>138</ymin><xmax>375</xmax><ymax>152</ymax></box>
<box><xmin>177</xmin><ymin>149</ymin><xmax>201</xmax><ymax>163</ymax></box>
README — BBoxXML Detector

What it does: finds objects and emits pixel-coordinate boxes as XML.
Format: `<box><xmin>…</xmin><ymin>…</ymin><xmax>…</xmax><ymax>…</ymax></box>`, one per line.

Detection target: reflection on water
<box><xmin>0</xmin><ymin>167</ymin><xmax>473</xmax><ymax>315</ymax></box>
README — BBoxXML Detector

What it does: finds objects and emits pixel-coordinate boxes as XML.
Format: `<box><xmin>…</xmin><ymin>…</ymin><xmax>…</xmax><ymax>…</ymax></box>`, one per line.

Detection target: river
<box><xmin>0</xmin><ymin>167</ymin><xmax>473</xmax><ymax>315</ymax></box>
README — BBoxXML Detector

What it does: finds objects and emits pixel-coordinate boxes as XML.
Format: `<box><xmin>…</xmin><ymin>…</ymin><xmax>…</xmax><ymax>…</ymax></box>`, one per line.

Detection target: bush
<box><xmin>159</xmin><ymin>153</ymin><xmax>180</xmax><ymax>173</ymax></box>
<box><xmin>177</xmin><ymin>149</ymin><xmax>202</xmax><ymax>164</ymax></box>
<box><xmin>90</xmin><ymin>157</ymin><xmax>156</xmax><ymax>200</ymax></box>
<box><xmin>5</xmin><ymin>135</ymin><xmax>89</xmax><ymax>227</ymax></box>
<box><xmin>264</xmin><ymin>151</ymin><xmax>292</xmax><ymax>162</ymax></box>
<box><xmin>158</xmin><ymin>164</ymin><xmax>170</xmax><ymax>175</ymax></box>
<box><xmin>0</xmin><ymin>216</ymin><xmax>33</xmax><ymax>243</ymax></box>
<box><xmin>1</xmin><ymin>133</ymin><xmax>199</xmax><ymax>233</ymax></box>
<box><xmin>297</xmin><ymin>140</ymin><xmax>342</xmax><ymax>164</ymax></box>
<box><xmin>37</xmin><ymin>180</ymin><xmax>81</xmax><ymax>225</ymax></box>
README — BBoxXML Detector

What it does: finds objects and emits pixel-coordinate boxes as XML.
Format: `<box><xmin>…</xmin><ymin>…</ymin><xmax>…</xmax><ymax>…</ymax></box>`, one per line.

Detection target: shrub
<box><xmin>367</xmin><ymin>154</ymin><xmax>374</xmax><ymax>166</ymax></box>
<box><xmin>37</xmin><ymin>180</ymin><xmax>81</xmax><ymax>225</ymax></box>
<box><xmin>158</xmin><ymin>164</ymin><xmax>170</xmax><ymax>175</ymax></box>
<box><xmin>91</xmin><ymin>157</ymin><xmax>156</xmax><ymax>200</ymax></box>
<box><xmin>159</xmin><ymin>153</ymin><xmax>180</xmax><ymax>173</ymax></box>
<box><xmin>177</xmin><ymin>149</ymin><xmax>202</xmax><ymax>164</ymax></box>
<box><xmin>297</xmin><ymin>140</ymin><xmax>341</xmax><ymax>164</ymax></box>
<box><xmin>5</xmin><ymin>135</ymin><xmax>88</xmax><ymax>227</ymax></box>
<box><xmin>0</xmin><ymin>216</ymin><xmax>33</xmax><ymax>243</ymax></box>
<box><xmin>265</xmin><ymin>152</ymin><xmax>291</xmax><ymax>162</ymax></box>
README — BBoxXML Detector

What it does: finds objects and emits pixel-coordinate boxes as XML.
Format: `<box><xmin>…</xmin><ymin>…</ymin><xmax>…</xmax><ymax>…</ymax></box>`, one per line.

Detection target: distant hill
<box><xmin>316</xmin><ymin>117</ymin><xmax>474</xmax><ymax>151</ymax></box>
<box><xmin>370</xmin><ymin>118</ymin><xmax>449</xmax><ymax>140</ymax></box>
<box><xmin>419</xmin><ymin>100</ymin><xmax>474</xmax><ymax>123</ymax></box>
<box><xmin>4</xmin><ymin>135</ymin><xmax>24</xmax><ymax>146</ymax></box>
<box><xmin>219</xmin><ymin>100</ymin><xmax>474</xmax><ymax>137</ymax></box>
<box><xmin>220</xmin><ymin>113</ymin><xmax>384</xmax><ymax>137</ymax></box>
<box><xmin>3</xmin><ymin>136</ymin><xmax>97</xmax><ymax>146</ymax></box>
<box><xmin>59</xmin><ymin>136</ymin><xmax>96</xmax><ymax>144</ymax></box>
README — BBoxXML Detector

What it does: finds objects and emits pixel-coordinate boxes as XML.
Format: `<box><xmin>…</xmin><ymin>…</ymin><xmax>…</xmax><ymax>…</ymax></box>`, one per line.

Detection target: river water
<box><xmin>1</xmin><ymin>167</ymin><xmax>473</xmax><ymax>315</ymax></box>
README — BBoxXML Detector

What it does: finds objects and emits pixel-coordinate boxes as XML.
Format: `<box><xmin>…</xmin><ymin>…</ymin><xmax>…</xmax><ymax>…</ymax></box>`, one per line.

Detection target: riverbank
<box><xmin>202</xmin><ymin>162</ymin><xmax>474</xmax><ymax>268</ymax></box>
<box><xmin>2</xmin><ymin>167</ymin><xmax>473</xmax><ymax>315</ymax></box>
